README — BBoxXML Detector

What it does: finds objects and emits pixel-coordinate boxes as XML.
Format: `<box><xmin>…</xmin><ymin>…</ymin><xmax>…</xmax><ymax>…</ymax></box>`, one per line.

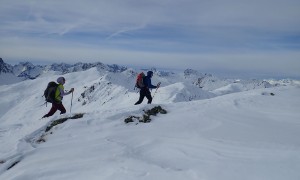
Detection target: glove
<box><xmin>69</xmin><ymin>88</ymin><xmax>74</xmax><ymax>93</ymax></box>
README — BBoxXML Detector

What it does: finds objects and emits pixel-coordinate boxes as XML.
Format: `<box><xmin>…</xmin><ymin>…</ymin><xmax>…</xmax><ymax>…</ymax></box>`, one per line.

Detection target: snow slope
<box><xmin>0</xmin><ymin>68</ymin><xmax>300</xmax><ymax>180</ymax></box>
<box><xmin>0</xmin><ymin>73</ymin><xmax>22</xmax><ymax>85</ymax></box>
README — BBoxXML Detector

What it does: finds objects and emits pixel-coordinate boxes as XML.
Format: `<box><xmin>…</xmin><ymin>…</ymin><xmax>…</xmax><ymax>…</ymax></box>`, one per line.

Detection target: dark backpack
<box><xmin>135</xmin><ymin>72</ymin><xmax>145</xmax><ymax>88</ymax></box>
<box><xmin>44</xmin><ymin>81</ymin><xmax>58</xmax><ymax>103</ymax></box>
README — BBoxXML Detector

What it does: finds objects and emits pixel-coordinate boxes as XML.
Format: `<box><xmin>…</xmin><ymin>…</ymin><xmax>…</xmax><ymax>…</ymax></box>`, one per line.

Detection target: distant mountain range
<box><xmin>0</xmin><ymin>58</ymin><xmax>126</xmax><ymax>80</ymax></box>
<box><xmin>0</xmin><ymin>57</ymin><xmax>294</xmax><ymax>99</ymax></box>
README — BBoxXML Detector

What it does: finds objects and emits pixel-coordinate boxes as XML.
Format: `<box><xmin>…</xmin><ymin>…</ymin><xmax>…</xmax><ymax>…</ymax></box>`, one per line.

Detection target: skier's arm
<box><xmin>60</xmin><ymin>87</ymin><xmax>74</xmax><ymax>96</ymax></box>
<box><xmin>148</xmin><ymin>79</ymin><xmax>157</xmax><ymax>89</ymax></box>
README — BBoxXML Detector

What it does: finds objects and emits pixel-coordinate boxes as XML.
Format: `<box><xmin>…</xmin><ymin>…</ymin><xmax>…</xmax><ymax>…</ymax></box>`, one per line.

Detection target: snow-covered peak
<box><xmin>0</xmin><ymin>58</ymin><xmax>13</xmax><ymax>74</ymax></box>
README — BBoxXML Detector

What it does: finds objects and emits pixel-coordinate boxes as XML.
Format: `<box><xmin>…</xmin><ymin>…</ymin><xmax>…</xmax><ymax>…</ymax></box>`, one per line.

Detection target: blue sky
<box><xmin>0</xmin><ymin>0</ymin><xmax>300</xmax><ymax>78</ymax></box>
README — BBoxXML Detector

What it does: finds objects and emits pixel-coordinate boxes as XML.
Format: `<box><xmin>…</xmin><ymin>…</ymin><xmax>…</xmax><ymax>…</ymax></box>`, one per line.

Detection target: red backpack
<box><xmin>135</xmin><ymin>72</ymin><xmax>145</xmax><ymax>88</ymax></box>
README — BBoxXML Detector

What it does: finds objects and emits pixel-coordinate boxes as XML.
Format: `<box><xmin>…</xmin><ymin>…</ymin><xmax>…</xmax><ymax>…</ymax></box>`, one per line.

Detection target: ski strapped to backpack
<box><xmin>43</xmin><ymin>81</ymin><xmax>58</xmax><ymax>103</ymax></box>
<box><xmin>135</xmin><ymin>72</ymin><xmax>146</xmax><ymax>89</ymax></box>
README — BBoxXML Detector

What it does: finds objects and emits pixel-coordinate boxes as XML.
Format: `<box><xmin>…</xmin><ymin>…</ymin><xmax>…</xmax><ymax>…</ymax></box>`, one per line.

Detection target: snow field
<box><xmin>0</xmin><ymin>69</ymin><xmax>300</xmax><ymax>180</ymax></box>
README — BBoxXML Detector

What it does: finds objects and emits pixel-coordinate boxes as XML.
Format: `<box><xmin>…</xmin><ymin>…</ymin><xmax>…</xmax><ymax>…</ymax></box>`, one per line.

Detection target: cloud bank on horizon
<box><xmin>0</xmin><ymin>0</ymin><xmax>299</xmax><ymax>78</ymax></box>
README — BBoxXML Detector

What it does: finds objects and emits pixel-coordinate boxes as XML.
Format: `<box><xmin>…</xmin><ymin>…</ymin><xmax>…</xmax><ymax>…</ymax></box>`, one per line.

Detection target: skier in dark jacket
<box><xmin>134</xmin><ymin>71</ymin><xmax>160</xmax><ymax>105</ymax></box>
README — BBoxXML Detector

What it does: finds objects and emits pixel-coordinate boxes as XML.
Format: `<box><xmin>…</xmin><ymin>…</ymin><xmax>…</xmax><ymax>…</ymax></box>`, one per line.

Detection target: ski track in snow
<box><xmin>0</xmin><ymin>69</ymin><xmax>300</xmax><ymax>180</ymax></box>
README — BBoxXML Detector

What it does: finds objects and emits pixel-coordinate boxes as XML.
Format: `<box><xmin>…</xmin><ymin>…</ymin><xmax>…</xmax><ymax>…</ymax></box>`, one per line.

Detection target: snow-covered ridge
<box><xmin>1</xmin><ymin>58</ymin><xmax>299</xmax><ymax>107</ymax></box>
<box><xmin>1</xmin><ymin>59</ymin><xmax>300</xmax><ymax>179</ymax></box>
<box><xmin>0</xmin><ymin>75</ymin><xmax>299</xmax><ymax>179</ymax></box>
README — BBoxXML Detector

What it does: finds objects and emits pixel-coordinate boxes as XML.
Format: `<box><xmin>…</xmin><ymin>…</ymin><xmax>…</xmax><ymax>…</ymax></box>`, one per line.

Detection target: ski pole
<box><xmin>152</xmin><ymin>82</ymin><xmax>161</xmax><ymax>99</ymax></box>
<box><xmin>70</xmin><ymin>91</ymin><xmax>73</xmax><ymax>113</ymax></box>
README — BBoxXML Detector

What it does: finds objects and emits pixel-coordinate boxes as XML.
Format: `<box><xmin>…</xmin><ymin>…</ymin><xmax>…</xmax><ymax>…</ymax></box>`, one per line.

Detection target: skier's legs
<box><xmin>56</xmin><ymin>103</ymin><xmax>67</xmax><ymax>114</ymax></box>
<box><xmin>145</xmin><ymin>89</ymin><xmax>152</xmax><ymax>104</ymax></box>
<box><xmin>135</xmin><ymin>89</ymin><xmax>146</xmax><ymax>105</ymax></box>
<box><xmin>42</xmin><ymin>103</ymin><xmax>58</xmax><ymax>118</ymax></box>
